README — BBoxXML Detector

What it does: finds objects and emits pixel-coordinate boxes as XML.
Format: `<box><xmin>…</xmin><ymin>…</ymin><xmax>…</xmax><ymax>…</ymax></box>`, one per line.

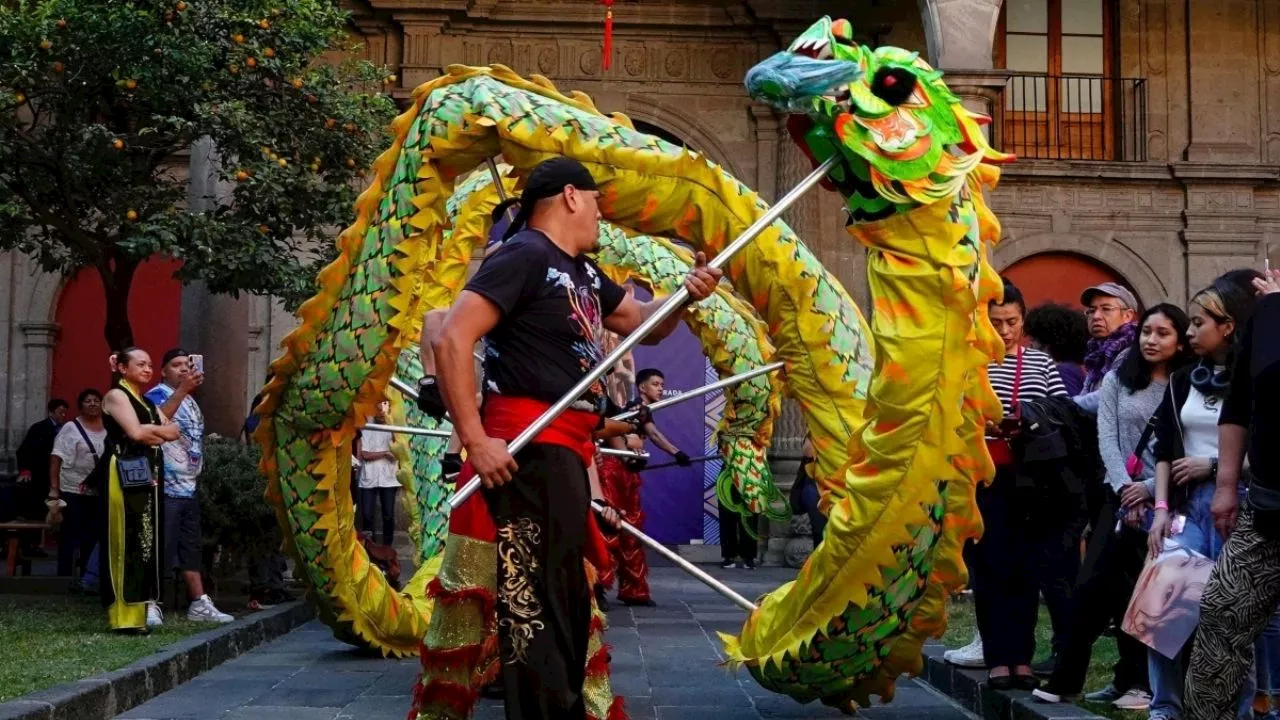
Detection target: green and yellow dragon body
<box><xmin>260</xmin><ymin>14</ymin><xmax>1009</xmax><ymax>716</ymax></box>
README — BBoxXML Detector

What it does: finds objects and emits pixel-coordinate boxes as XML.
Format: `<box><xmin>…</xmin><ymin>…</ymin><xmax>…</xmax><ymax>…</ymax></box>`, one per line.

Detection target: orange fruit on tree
<box><xmin>56</xmin><ymin>19</ymin><xmax>67</xmax><ymax>29</ymax></box>
<box><xmin>51</xmin><ymin>62</ymin><xmax>64</xmax><ymax>73</ymax></box>
<box><xmin>345</xmin><ymin>157</ymin><xmax>355</xmax><ymax>168</ymax></box>
<box><xmin>39</xmin><ymin>39</ymin><xmax>52</xmax><ymax>50</ymax></box>
<box><xmin>306</xmin><ymin>94</ymin><xmax>317</xmax><ymax>104</ymax></box>
<box><xmin>291</xmin><ymin>78</ymin><xmax>304</xmax><ymax>89</ymax></box>
<box><xmin>229</xmin><ymin>65</ymin><xmax>238</xmax><ymax>74</ymax></box>
<box><xmin>126</xmin><ymin>210</ymin><xmax>139</xmax><ymax>222</ymax></box>
<box><xmin>309</xmin><ymin>163</ymin><xmax>320</xmax><ymax>172</ymax></box>
<box><xmin>232</xmin><ymin>33</ymin><xmax>244</xmax><ymax>44</ymax></box>
<box><xmin>258</xmin><ymin>224</ymin><xmax>269</xmax><ymax>233</ymax></box>
<box><xmin>176</xmin><ymin>1</ymin><xmax>187</xmax><ymax>10</ymax></box>
<box><xmin>258</xmin><ymin>19</ymin><xmax>270</xmax><ymax>29</ymax></box>
<box><xmin>112</xmin><ymin>138</ymin><xmax>125</xmax><ymax>150</ymax></box>
<box><xmin>277</xmin><ymin>158</ymin><xmax>287</xmax><ymax>167</ymax></box>
<box><xmin>325</xmin><ymin>118</ymin><xmax>337</xmax><ymax>129</ymax></box>
<box><xmin>245</xmin><ymin>57</ymin><xmax>257</xmax><ymax>68</ymax></box>
<box><xmin>235</xmin><ymin>169</ymin><xmax>250</xmax><ymax>181</ymax></box>
<box><xmin>264</xmin><ymin>48</ymin><xmax>275</xmax><ymax>58</ymax></box>
<box><xmin>125</xmin><ymin>79</ymin><xmax>137</xmax><ymax>90</ymax></box>
<box><xmin>14</xmin><ymin>92</ymin><xmax>26</xmax><ymax>104</ymax></box>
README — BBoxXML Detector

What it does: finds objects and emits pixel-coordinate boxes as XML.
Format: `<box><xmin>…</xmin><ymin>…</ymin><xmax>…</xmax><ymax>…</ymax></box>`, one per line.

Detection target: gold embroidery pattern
<box><xmin>496</xmin><ymin>517</ymin><xmax>545</xmax><ymax>665</ymax></box>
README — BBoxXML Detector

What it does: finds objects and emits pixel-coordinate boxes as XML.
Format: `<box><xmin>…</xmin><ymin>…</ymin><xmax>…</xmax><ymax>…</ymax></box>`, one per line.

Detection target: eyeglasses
<box><xmin>1084</xmin><ymin>305</ymin><xmax>1126</xmax><ymax>317</ymax></box>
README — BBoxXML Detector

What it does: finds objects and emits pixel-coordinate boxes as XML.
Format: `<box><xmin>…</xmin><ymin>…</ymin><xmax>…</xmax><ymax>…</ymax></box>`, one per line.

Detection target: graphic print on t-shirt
<box><xmin>465</xmin><ymin>230</ymin><xmax>625</xmax><ymax>413</ymax></box>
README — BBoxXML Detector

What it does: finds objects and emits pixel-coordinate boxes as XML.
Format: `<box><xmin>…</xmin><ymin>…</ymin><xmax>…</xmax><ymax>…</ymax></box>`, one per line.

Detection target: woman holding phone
<box><xmin>99</xmin><ymin>348</ymin><xmax>179</xmax><ymax>632</ymax></box>
<box><xmin>965</xmin><ymin>278</ymin><xmax>1068</xmax><ymax>690</ymax></box>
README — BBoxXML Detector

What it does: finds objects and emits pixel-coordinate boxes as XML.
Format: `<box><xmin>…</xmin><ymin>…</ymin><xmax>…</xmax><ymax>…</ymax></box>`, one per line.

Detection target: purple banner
<box><xmin>630</xmin><ymin>291</ymin><xmax>707</xmax><ymax>544</ymax></box>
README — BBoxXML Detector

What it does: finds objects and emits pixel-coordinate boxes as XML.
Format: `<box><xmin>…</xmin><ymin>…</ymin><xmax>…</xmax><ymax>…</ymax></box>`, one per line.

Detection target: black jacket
<box><xmin>1015</xmin><ymin>396</ymin><xmax>1099</xmax><ymax>497</ymax></box>
<box><xmin>15</xmin><ymin>418</ymin><xmax>59</xmax><ymax>486</ymax></box>
<box><xmin>1152</xmin><ymin>367</ymin><xmax>1194</xmax><ymax>465</ymax></box>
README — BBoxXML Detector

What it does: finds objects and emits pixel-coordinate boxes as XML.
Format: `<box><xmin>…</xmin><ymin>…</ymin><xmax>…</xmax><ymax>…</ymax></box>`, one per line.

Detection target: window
<box><xmin>997</xmin><ymin>0</ymin><xmax>1120</xmax><ymax>160</ymax></box>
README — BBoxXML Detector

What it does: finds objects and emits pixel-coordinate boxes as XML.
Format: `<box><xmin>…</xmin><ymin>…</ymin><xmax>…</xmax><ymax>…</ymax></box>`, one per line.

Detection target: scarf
<box><xmin>1082</xmin><ymin>320</ymin><xmax>1137</xmax><ymax>393</ymax></box>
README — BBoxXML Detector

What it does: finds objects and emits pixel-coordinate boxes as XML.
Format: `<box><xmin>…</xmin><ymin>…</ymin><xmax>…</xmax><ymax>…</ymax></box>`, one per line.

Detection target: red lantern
<box><xmin>602</xmin><ymin>0</ymin><xmax>614</xmax><ymax>70</ymax></box>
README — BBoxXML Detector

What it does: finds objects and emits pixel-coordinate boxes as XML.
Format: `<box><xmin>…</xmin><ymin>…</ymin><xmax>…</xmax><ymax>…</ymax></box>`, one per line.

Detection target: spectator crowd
<box><xmin>944</xmin><ymin>267</ymin><xmax>1280</xmax><ymax>720</ymax></box>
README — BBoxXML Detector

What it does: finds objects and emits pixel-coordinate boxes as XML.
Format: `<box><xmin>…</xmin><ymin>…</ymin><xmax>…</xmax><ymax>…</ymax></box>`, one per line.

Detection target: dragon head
<box><xmin>746</xmin><ymin>17</ymin><xmax>1012</xmax><ymax>222</ymax></box>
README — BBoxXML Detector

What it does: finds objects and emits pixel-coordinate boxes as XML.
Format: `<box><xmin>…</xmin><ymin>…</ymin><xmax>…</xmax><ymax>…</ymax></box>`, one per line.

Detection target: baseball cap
<box><xmin>161</xmin><ymin>347</ymin><xmax>190</xmax><ymax>368</ymax></box>
<box><xmin>1080</xmin><ymin>282</ymin><xmax>1139</xmax><ymax>311</ymax></box>
<box><xmin>501</xmin><ymin>157</ymin><xmax>599</xmax><ymax>241</ymax></box>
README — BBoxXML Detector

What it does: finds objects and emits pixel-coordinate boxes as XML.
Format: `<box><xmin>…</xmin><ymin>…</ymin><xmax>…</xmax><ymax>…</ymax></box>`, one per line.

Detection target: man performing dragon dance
<box><xmin>431</xmin><ymin>157</ymin><xmax>722</xmax><ymax>718</ymax></box>
<box><xmin>257</xmin><ymin>13</ymin><xmax>1014</xmax><ymax>719</ymax></box>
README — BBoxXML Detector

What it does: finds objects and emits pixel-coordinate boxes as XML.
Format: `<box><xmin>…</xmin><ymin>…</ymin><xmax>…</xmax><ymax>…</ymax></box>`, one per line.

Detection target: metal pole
<box><xmin>448</xmin><ymin>155</ymin><xmax>837</xmax><ymax>509</ymax></box>
<box><xmin>641</xmin><ymin>453</ymin><xmax>720</xmax><ymax>472</ymax></box>
<box><xmin>364</xmin><ymin>422</ymin><xmax>648</xmax><ymax>460</ymax></box>
<box><xmin>594</xmin><ymin>500</ymin><xmax>757</xmax><ymax>613</ymax></box>
<box><xmin>485</xmin><ymin>157</ymin><xmax>509</xmax><ymax>201</ymax></box>
<box><xmin>612</xmin><ymin>361</ymin><xmax>784</xmax><ymax>421</ymax></box>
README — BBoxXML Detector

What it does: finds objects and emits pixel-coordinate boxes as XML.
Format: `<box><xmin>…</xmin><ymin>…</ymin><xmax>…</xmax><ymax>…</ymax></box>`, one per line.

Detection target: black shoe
<box><xmin>594</xmin><ymin>585</ymin><xmax>610</xmax><ymax>611</ymax></box>
<box><xmin>621</xmin><ymin>597</ymin><xmax>656</xmax><ymax>607</ymax></box>
<box><xmin>720</xmin><ymin>559</ymin><xmax>736</xmax><ymax>569</ymax></box>
<box><xmin>1031</xmin><ymin>654</ymin><xmax>1057</xmax><ymax>677</ymax></box>
<box><xmin>744</xmin><ymin>559</ymin><xmax>756</xmax><ymax>570</ymax></box>
<box><xmin>1014</xmin><ymin>674</ymin><xmax>1041</xmax><ymax>691</ymax></box>
<box><xmin>988</xmin><ymin>675</ymin><xmax>1015</xmax><ymax>692</ymax></box>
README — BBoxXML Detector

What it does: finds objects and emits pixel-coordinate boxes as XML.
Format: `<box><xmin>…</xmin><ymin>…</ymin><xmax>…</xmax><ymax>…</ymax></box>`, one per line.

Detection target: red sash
<box><xmin>448</xmin><ymin>395</ymin><xmax>610</xmax><ymax>571</ymax></box>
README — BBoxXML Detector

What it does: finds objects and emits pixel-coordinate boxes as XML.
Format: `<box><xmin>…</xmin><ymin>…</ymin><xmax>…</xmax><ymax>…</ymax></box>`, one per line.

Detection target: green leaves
<box><xmin>0</xmin><ymin>0</ymin><xmax>397</xmax><ymax>342</ymax></box>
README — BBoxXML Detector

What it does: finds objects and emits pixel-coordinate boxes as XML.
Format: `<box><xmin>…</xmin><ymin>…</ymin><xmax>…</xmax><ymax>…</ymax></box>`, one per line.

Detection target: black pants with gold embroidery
<box><xmin>483</xmin><ymin>443</ymin><xmax>591</xmax><ymax>720</ymax></box>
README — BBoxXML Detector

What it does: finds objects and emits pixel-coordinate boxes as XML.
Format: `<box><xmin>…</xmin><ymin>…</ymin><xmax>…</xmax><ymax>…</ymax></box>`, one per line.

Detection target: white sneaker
<box><xmin>943</xmin><ymin>635</ymin><xmax>985</xmax><ymax>668</ymax></box>
<box><xmin>186</xmin><ymin>595</ymin><xmax>234</xmax><ymax>624</ymax></box>
<box><xmin>1112</xmin><ymin>689</ymin><xmax>1152</xmax><ymax>710</ymax></box>
<box><xmin>146</xmin><ymin>602</ymin><xmax>164</xmax><ymax>628</ymax></box>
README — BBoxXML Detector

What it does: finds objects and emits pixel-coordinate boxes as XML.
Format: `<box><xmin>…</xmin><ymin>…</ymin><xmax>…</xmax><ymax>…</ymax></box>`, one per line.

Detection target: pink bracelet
<box><xmin>1155</xmin><ymin>500</ymin><xmax>1169</xmax><ymax>511</ymax></box>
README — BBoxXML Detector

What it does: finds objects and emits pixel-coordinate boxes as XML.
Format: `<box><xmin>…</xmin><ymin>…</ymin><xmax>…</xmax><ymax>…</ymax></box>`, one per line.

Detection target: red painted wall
<box><xmin>1003</xmin><ymin>252</ymin><xmax>1129</xmax><ymax>310</ymax></box>
<box><xmin>49</xmin><ymin>260</ymin><xmax>183</xmax><ymax>407</ymax></box>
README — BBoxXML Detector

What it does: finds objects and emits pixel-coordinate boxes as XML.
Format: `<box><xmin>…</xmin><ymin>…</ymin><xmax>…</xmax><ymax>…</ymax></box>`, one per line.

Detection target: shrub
<box><xmin>197</xmin><ymin>436</ymin><xmax>277</xmax><ymax>570</ymax></box>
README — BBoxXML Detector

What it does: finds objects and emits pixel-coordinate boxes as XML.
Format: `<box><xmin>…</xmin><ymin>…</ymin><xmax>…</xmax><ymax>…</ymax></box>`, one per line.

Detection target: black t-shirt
<box><xmin>1221</xmin><ymin>293</ymin><xmax>1280</xmax><ymax>488</ymax></box>
<box><xmin>466</xmin><ymin>230</ymin><xmax>626</xmax><ymax>413</ymax></box>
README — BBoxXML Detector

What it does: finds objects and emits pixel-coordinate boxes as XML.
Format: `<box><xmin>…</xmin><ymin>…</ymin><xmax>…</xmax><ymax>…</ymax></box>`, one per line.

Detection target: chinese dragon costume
<box><xmin>255</xmin><ymin>15</ymin><xmax>1008</xmax><ymax>718</ymax></box>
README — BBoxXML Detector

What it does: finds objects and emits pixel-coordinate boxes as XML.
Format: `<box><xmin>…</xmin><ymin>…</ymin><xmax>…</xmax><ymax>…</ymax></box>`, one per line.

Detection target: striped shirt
<box><xmin>988</xmin><ymin>347</ymin><xmax>1068</xmax><ymax>416</ymax></box>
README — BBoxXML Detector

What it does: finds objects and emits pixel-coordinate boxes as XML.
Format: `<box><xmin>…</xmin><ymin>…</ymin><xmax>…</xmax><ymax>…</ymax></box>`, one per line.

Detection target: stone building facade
<box><xmin>5</xmin><ymin>0</ymin><xmax>1280</xmax><ymax>495</ymax></box>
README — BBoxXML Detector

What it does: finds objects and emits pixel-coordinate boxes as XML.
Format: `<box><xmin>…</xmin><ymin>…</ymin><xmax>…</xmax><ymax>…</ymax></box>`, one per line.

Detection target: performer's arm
<box><xmin>605</xmin><ymin>252</ymin><xmax>722</xmax><ymax>343</ymax></box>
<box><xmin>643</xmin><ymin>421</ymin><xmax>682</xmax><ymax>457</ymax></box>
<box><xmin>434</xmin><ymin>291</ymin><xmax>516</xmax><ymax>486</ymax></box>
<box><xmin>418</xmin><ymin>308</ymin><xmax>448</xmax><ymax>376</ymax></box>
<box><xmin>588</xmin><ymin>460</ymin><xmax>620</xmax><ymax>528</ymax></box>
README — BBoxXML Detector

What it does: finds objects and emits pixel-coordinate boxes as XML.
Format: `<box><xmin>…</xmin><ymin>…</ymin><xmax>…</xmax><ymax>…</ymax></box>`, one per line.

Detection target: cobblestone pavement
<box><xmin>118</xmin><ymin>563</ymin><xmax>974</xmax><ymax>720</ymax></box>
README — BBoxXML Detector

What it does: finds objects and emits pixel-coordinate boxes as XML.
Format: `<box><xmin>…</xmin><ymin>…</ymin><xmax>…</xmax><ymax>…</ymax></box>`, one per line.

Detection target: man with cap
<box><xmin>145</xmin><ymin>349</ymin><xmax>233</xmax><ymax>624</ymax></box>
<box><xmin>431</xmin><ymin>156</ymin><xmax>722</xmax><ymax>719</ymax></box>
<box><xmin>1075</xmin><ymin>282</ymin><xmax>1140</xmax><ymax>413</ymax></box>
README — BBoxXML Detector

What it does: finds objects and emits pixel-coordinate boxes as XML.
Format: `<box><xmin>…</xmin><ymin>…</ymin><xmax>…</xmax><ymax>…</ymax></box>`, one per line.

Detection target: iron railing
<box><xmin>999</xmin><ymin>73</ymin><xmax>1147</xmax><ymax>162</ymax></box>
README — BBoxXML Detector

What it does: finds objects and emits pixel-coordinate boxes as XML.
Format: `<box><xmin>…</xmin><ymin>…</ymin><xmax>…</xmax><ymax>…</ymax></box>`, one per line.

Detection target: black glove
<box><xmin>626</xmin><ymin>404</ymin><xmax>652</xmax><ymax>437</ymax></box>
<box><xmin>416</xmin><ymin>376</ymin><xmax>448</xmax><ymax>421</ymax></box>
<box><xmin>441</xmin><ymin>453</ymin><xmax>463</xmax><ymax>477</ymax></box>
<box><xmin>675</xmin><ymin>451</ymin><xmax>692</xmax><ymax>467</ymax></box>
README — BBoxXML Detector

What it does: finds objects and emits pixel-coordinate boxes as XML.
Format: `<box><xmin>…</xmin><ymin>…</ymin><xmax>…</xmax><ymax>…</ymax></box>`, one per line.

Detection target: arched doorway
<box><xmin>1002</xmin><ymin>251</ymin><xmax>1132</xmax><ymax>310</ymax></box>
<box><xmin>49</xmin><ymin>260</ymin><xmax>183</xmax><ymax>407</ymax></box>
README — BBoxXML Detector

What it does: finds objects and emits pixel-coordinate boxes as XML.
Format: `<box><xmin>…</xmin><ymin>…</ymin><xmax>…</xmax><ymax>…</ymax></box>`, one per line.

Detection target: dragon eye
<box><xmin>871</xmin><ymin>66</ymin><xmax>917</xmax><ymax>106</ymax></box>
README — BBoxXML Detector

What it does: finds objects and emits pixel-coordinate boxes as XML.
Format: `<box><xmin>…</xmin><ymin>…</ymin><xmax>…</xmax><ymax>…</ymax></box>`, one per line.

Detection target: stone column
<box><xmin>1184</xmin><ymin>0</ymin><xmax>1262</xmax><ymax>164</ymax></box>
<box><xmin>18</xmin><ymin>322</ymin><xmax>59</xmax><ymax>426</ymax></box>
<box><xmin>182</xmin><ymin>139</ymin><xmax>250</xmax><ymax>438</ymax></box>
<box><xmin>918</xmin><ymin>0</ymin><xmax>1004</xmax><ymax>71</ymax></box>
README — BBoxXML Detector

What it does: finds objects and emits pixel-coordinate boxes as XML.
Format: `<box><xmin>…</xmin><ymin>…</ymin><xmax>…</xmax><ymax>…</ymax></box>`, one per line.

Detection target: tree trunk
<box><xmin>99</xmin><ymin>257</ymin><xmax>138</xmax><ymax>350</ymax></box>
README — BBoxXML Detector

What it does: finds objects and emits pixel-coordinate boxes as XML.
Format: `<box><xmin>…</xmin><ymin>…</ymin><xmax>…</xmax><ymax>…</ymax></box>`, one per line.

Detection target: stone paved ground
<box><xmin>118</xmin><ymin>562</ymin><xmax>973</xmax><ymax>720</ymax></box>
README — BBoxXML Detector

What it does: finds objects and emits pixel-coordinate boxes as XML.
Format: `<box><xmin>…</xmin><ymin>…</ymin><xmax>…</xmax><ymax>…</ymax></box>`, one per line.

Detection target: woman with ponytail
<box><xmin>99</xmin><ymin>347</ymin><xmax>178</xmax><ymax>632</ymax></box>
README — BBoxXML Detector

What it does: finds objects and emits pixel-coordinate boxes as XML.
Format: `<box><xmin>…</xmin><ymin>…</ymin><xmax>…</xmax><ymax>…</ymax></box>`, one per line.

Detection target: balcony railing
<box><xmin>999</xmin><ymin>73</ymin><xmax>1147</xmax><ymax>162</ymax></box>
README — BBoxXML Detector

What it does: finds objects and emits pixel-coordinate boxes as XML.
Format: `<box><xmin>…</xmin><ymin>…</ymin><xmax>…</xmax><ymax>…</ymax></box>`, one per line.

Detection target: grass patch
<box><xmin>944</xmin><ymin>598</ymin><xmax>1135</xmax><ymax>720</ymax></box>
<box><xmin>0</xmin><ymin>594</ymin><xmax>210</xmax><ymax>702</ymax></box>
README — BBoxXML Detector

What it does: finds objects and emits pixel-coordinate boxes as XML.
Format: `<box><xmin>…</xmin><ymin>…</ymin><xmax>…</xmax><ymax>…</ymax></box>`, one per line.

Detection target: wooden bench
<box><xmin>0</xmin><ymin>521</ymin><xmax>51</xmax><ymax>576</ymax></box>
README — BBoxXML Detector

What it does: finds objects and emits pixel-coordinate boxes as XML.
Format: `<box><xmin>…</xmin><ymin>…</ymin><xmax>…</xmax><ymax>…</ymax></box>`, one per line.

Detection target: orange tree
<box><xmin>0</xmin><ymin>0</ymin><xmax>396</xmax><ymax>347</ymax></box>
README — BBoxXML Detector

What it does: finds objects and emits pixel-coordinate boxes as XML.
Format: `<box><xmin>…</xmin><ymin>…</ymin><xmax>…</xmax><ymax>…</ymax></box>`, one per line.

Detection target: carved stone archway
<box><xmin>624</xmin><ymin>94</ymin><xmax>745</xmax><ymax>180</ymax></box>
<box><xmin>992</xmin><ymin>232</ymin><xmax>1169</xmax><ymax>309</ymax></box>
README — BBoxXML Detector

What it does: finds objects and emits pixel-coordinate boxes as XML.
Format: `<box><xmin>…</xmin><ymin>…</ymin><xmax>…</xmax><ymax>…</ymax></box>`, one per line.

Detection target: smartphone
<box><xmin>190</xmin><ymin>354</ymin><xmax>204</xmax><ymax>374</ymax></box>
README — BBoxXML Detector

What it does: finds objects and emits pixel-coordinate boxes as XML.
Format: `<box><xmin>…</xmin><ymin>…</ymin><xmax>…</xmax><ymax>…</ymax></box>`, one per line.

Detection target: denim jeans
<box><xmin>1149</xmin><ymin>482</ymin><xmax>1256</xmax><ymax>719</ymax></box>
